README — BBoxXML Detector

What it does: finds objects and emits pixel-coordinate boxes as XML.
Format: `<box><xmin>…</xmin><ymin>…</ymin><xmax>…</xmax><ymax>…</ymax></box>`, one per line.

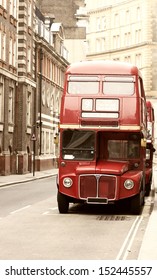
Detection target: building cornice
<box><xmin>87</xmin><ymin>41</ymin><xmax>157</xmax><ymax>57</ymax></box>
<box><xmin>88</xmin><ymin>0</ymin><xmax>137</xmax><ymax>14</ymax></box>
<box><xmin>35</xmin><ymin>37</ymin><xmax>69</xmax><ymax>67</ymax></box>
<box><xmin>18</xmin><ymin>76</ymin><xmax>36</xmax><ymax>88</ymax></box>
<box><xmin>0</xmin><ymin>67</ymin><xmax>18</xmax><ymax>81</ymax></box>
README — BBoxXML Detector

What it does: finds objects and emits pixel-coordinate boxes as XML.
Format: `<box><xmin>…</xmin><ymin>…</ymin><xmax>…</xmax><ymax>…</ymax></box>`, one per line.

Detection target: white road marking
<box><xmin>42</xmin><ymin>211</ymin><xmax>50</xmax><ymax>215</ymax></box>
<box><xmin>116</xmin><ymin>215</ymin><xmax>143</xmax><ymax>260</ymax></box>
<box><xmin>122</xmin><ymin>216</ymin><xmax>143</xmax><ymax>259</ymax></box>
<box><xmin>10</xmin><ymin>205</ymin><xmax>31</xmax><ymax>215</ymax></box>
<box><xmin>42</xmin><ymin>207</ymin><xmax>58</xmax><ymax>215</ymax></box>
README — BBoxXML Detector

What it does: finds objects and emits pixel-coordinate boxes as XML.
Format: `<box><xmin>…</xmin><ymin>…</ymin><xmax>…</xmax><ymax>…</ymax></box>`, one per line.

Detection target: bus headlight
<box><xmin>63</xmin><ymin>177</ymin><xmax>73</xmax><ymax>188</ymax></box>
<box><xmin>124</xmin><ymin>179</ymin><xmax>134</xmax><ymax>190</ymax></box>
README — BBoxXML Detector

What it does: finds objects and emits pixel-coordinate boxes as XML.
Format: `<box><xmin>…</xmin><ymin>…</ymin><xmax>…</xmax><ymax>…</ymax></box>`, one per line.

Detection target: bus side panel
<box><xmin>60</xmin><ymin>96</ymin><xmax>80</xmax><ymax>124</ymax></box>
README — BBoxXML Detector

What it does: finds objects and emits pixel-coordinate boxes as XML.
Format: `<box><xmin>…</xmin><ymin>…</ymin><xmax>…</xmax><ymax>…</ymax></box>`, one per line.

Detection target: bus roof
<box><xmin>66</xmin><ymin>60</ymin><xmax>141</xmax><ymax>76</ymax></box>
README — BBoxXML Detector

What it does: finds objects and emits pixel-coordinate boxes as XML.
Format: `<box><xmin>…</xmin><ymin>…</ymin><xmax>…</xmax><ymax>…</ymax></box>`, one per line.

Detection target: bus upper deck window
<box><xmin>68</xmin><ymin>76</ymin><xmax>99</xmax><ymax>95</ymax></box>
<box><xmin>103</xmin><ymin>76</ymin><xmax>135</xmax><ymax>96</ymax></box>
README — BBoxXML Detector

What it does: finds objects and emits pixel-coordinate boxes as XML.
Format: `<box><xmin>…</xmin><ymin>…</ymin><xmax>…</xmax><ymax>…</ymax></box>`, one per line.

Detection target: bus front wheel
<box><xmin>57</xmin><ymin>191</ymin><xmax>69</xmax><ymax>214</ymax></box>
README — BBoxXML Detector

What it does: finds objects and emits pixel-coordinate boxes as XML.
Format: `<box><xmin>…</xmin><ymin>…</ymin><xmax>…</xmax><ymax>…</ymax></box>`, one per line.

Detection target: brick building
<box><xmin>0</xmin><ymin>0</ymin><xmax>69</xmax><ymax>175</ymax></box>
<box><xmin>0</xmin><ymin>0</ymin><xmax>18</xmax><ymax>175</ymax></box>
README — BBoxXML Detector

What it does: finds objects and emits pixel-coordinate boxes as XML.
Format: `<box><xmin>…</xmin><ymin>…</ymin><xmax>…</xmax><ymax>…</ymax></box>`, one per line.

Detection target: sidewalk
<box><xmin>138</xmin><ymin>165</ymin><xmax>157</xmax><ymax>259</ymax></box>
<box><xmin>0</xmin><ymin>168</ymin><xmax>58</xmax><ymax>188</ymax></box>
<box><xmin>138</xmin><ymin>192</ymin><xmax>157</xmax><ymax>259</ymax></box>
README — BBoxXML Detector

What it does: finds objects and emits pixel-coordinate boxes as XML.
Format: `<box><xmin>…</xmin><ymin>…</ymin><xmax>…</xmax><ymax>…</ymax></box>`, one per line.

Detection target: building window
<box><xmin>9</xmin><ymin>38</ymin><xmax>12</xmax><ymax>65</ymax></box>
<box><xmin>47</xmin><ymin>58</ymin><xmax>50</xmax><ymax>79</ymax></box>
<box><xmin>124</xmin><ymin>32</ymin><xmax>131</xmax><ymax>46</ymax></box>
<box><xmin>124</xmin><ymin>56</ymin><xmax>131</xmax><ymax>63</ymax></box>
<box><xmin>27</xmin><ymin>92</ymin><xmax>31</xmax><ymax>126</ymax></box>
<box><xmin>10</xmin><ymin>0</ymin><xmax>17</xmax><ymax>18</ymax></box>
<box><xmin>50</xmin><ymin>132</ymin><xmax>53</xmax><ymax>154</ymax></box>
<box><xmin>42</xmin><ymin>83</ymin><xmax>45</xmax><ymax>106</ymax></box>
<box><xmin>0</xmin><ymin>30</ymin><xmax>2</xmax><ymax>60</ymax></box>
<box><xmin>50</xmin><ymin>61</ymin><xmax>53</xmax><ymax>80</ymax></box>
<box><xmin>125</xmin><ymin>10</ymin><xmax>130</xmax><ymax>25</ymax></box>
<box><xmin>13</xmin><ymin>39</ymin><xmax>16</xmax><ymax>67</ymax></box>
<box><xmin>46</xmin><ymin>131</ymin><xmax>49</xmax><ymax>153</ymax></box>
<box><xmin>55</xmin><ymin>96</ymin><xmax>59</xmax><ymax>115</ymax></box>
<box><xmin>137</xmin><ymin>7</ymin><xmax>141</xmax><ymax>21</ymax></box>
<box><xmin>114</xmin><ymin>13</ymin><xmax>119</xmax><ymax>27</ymax></box>
<box><xmin>41</xmin><ymin>130</ymin><xmax>44</xmax><ymax>154</ymax></box>
<box><xmin>9</xmin><ymin>37</ymin><xmax>16</xmax><ymax>67</ymax></box>
<box><xmin>96</xmin><ymin>17</ymin><xmax>101</xmax><ymax>31</ymax></box>
<box><xmin>86</xmin><ymin>40</ymin><xmax>90</xmax><ymax>54</ymax></box>
<box><xmin>0</xmin><ymin>81</ymin><xmax>4</xmax><ymax>122</ymax></box>
<box><xmin>96</xmin><ymin>38</ymin><xmax>101</xmax><ymax>52</ymax></box>
<box><xmin>113</xmin><ymin>35</ymin><xmax>120</xmax><ymax>48</ymax></box>
<box><xmin>0</xmin><ymin>0</ymin><xmax>7</xmax><ymax>9</ymax></box>
<box><xmin>135</xmin><ymin>53</ymin><xmax>142</xmax><ymax>68</ymax></box>
<box><xmin>8</xmin><ymin>87</ymin><xmax>14</xmax><ymax>124</ymax></box>
<box><xmin>86</xmin><ymin>20</ymin><xmax>90</xmax><ymax>33</ymax></box>
<box><xmin>102</xmin><ymin>37</ymin><xmax>106</xmax><ymax>51</ymax></box>
<box><xmin>102</xmin><ymin>16</ymin><xmax>106</xmax><ymax>30</ymax></box>
<box><xmin>27</xmin><ymin>47</ymin><xmax>31</xmax><ymax>73</ymax></box>
<box><xmin>2</xmin><ymin>32</ymin><xmax>6</xmax><ymax>62</ymax></box>
<box><xmin>28</xmin><ymin>1</ymin><xmax>32</xmax><ymax>27</ymax></box>
<box><xmin>135</xmin><ymin>29</ymin><xmax>141</xmax><ymax>43</ymax></box>
<box><xmin>46</xmin><ymin>88</ymin><xmax>50</xmax><ymax>108</ymax></box>
<box><xmin>50</xmin><ymin>87</ymin><xmax>55</xmax><ymax>115</ymax></box>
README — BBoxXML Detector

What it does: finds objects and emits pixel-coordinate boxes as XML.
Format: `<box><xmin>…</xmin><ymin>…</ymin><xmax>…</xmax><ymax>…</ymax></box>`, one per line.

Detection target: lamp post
<box><xmin>39</xmin><ymin>48</ymin><xmax>43</xmax><ymax>155</ymax></box>
<box><xmin>31</xmin><ymin>132</ymin><xmax>37</xmax><ymax>176</ymax></box>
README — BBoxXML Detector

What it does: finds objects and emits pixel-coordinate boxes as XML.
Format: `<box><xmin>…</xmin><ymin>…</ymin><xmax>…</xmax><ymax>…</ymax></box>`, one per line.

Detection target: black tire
<box><xmin>145</xmin><ymin>183</ymin><xmax>151</xmax><ymax>196</ymax></box>
<box><xmin>130</xmin><ymin>193</ymin><xmax>142</xmax><ymax>215</ymax></box>
<box><xmin>57</xmin><ymin>191</ymin><xmax>69</xmax><ymax>213</ymax></box>
<box><xmin>145</xmin><ymin>173</ymin><xmax>152</xmax><ymax>196</ymax></box>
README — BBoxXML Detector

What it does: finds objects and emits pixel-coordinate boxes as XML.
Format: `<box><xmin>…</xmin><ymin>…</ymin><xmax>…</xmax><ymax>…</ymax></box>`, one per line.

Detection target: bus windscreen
<box><xmin>62</xmin><ymin>130</ymin><xmax>95</xmax><ymax>160</ymax></box>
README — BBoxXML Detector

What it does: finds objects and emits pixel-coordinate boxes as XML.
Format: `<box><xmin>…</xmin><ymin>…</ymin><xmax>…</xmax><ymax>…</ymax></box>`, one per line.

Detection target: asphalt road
<box><xmin>0</xmin><ymin>177</ymin><xmax>152</xmax><ymax>260</ymax></box>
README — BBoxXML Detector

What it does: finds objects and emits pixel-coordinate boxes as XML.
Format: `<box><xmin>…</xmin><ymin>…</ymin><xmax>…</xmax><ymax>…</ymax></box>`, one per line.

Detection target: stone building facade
<box><xmin>0</xmin><ymin>0</ymin><xmax>18</xmax><ymax>175</ymax></box>
<box><xmin>15</xmin><ymin>0</ymin><xmax>36</xmax><ymax>174</ymax></box>
<box><xmin>85</xmin><ymin>0</ymin><xmax>157</xmax><ymax>148</ymax></box>
<box><xmin>35</xmin><ymin>8</ymin><xmax>69</xmax><ymax>170</ymax></box>
<box><xmin>0</xmin><ymin>0</ymin><xmax>69</xmax><ymax>175</ymax></box>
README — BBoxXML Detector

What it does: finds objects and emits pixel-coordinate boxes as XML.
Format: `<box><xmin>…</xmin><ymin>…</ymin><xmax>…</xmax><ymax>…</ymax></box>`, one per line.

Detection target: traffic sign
<box><xmin>31</xmin><ymin>134</ymin><xmax>37</xmax><ymax>141</ymax></box>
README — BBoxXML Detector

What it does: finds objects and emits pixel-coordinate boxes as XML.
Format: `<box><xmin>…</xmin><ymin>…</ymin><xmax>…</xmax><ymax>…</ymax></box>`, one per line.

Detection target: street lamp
<box><xmin>39</xmin><ymin>48</ymin><xmax>43</xmax><ymax>155</ymax></box>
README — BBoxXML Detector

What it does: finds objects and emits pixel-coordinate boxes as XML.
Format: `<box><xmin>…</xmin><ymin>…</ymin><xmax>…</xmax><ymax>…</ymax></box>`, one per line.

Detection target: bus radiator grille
<box><xmin>79</xmin><ymin>175</ymin><xmax>116</xmax><ymax>201</ymax></box>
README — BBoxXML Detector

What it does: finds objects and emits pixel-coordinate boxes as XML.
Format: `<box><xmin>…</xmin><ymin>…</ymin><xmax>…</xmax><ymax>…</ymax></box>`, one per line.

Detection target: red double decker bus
<box><xmin>57</xmin><ymin>60</ymin><xmax>147</xmax><ymax>214</ymax></box>
<box><xmin>145</xmin><ymin>101</ymin><xmax>155</xmax><ymax>196</ymax></box>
